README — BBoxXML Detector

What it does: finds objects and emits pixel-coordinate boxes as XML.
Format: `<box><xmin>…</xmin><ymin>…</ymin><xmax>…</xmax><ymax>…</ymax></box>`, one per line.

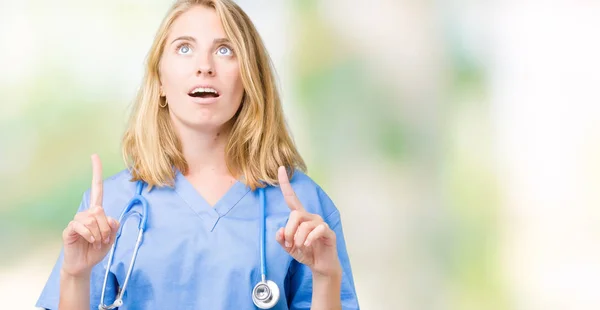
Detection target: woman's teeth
<box><xmin>189</xmin><ymin>87</ymin><xmax>219</xmax><ymax>98</ymax></box>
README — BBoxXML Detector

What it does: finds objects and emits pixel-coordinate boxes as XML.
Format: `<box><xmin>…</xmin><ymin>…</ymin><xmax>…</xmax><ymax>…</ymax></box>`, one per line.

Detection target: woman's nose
<box><xmin>196</xmin><ymin>66</ymin><xmax>214</xmax><ymax>76</ymax></box>
<box><xmin>195</xmin><ymin>54</ymin><xmax>215</xmax><ymax>76</ymax></box>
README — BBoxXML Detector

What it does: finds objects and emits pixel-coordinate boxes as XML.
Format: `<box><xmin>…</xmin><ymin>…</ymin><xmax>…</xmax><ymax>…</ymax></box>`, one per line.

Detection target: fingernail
<box><xmin>104</xmin><ymin>238</ymin><xmax>110</xmax><ymax>244</ymax></box>
<box><xmin>304</xmin><ymin>241</ymin><xmax>310</xmax><ymax>247</ymax></box>
<box><xmin>285</xmin><ymin>241</ymin><xmax>291</xmax><ymax>248</ymax></box>
<box><xmin>90</xmin><ymin>236</ymin><xmax>96</xmax><ymax>243</ymax></box>
<box><xmin>95</xmin><ymin>243</ymin><xmax>101</xmax><ymax>250</ymax></box>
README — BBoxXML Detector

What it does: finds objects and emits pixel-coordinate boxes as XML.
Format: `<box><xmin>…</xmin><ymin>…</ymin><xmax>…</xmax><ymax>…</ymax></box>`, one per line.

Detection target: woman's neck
<box><xmin>175</xmin><ymin>121</ymin><xmax>234</xmax><ymax>178</ymax></box>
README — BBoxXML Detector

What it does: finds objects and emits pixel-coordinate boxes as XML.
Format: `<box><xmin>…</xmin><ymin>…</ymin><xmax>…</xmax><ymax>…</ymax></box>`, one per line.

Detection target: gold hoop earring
<box><xmin>159</xmin><ymin>98</ymin><xmax>168</xmax><ymax>108</ymax></box>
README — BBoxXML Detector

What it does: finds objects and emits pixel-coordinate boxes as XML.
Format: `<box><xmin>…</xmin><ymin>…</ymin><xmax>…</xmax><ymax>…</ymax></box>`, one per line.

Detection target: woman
<box><xmin>36</xmin><ymin>0</ymin><xmax>359</xmax><ymax>309</ymax></box>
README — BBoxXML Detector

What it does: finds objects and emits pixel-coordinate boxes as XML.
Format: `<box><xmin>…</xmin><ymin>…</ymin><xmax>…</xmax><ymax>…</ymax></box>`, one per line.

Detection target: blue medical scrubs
<box><xmin>36</xmin><ymin>169</ymin><xmax>360</xmax><ymax>309</ymax></box>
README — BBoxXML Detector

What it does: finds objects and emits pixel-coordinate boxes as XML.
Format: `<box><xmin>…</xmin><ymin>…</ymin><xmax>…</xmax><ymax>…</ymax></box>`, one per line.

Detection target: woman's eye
<box><xmin>217</xmin><ymin>46</ymin><xmax>233</xmax><ymax>56</ymax></box>
<box><xmin>177</xmin><ymin>43</ymin><xmax>192</xmax><ymax>55</ymax></box>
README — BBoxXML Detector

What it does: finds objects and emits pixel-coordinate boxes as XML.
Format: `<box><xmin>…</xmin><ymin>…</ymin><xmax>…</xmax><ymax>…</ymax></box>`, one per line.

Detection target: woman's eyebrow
<box><xmin>213</xmin><ymin>38</ymin><xmax>231</xmax><ymax>45</ymax></box>
<box><xmin>170</xmin><ymin>35</ymin><xmax>196</xmax><ymax>44</ymax></box>
<box><xmin>169</xmin><ymin>36</ymin><xmax>230</xmax><ymax>46</ymax></box>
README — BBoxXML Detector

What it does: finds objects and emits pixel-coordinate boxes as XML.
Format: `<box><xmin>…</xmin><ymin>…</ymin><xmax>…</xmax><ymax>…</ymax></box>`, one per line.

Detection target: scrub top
<box><xmin>36</xmin><ymin>169</ymin><xmax>360</xmax><ymax>309</ymax></box>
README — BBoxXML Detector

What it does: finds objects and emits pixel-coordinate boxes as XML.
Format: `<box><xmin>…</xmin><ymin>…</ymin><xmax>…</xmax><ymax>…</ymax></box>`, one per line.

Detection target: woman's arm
<box><xmin>311</xmin><ymin>270</ymin><xmax>343</xmax><ymax>310</ymax></box>
<box><xmin>57</xmin><ymin>155</ymin><xmax>118</xmax><ymax>310</ymax></box>
<box><xmin>58</xmin><ymin>269</ymin><xmax>91</xmax><ymax>310</ymax></box>
<box><xmin>276</xmin><ymin>167</ymin><xmax>360</xmax><ymax>309</ymax></box>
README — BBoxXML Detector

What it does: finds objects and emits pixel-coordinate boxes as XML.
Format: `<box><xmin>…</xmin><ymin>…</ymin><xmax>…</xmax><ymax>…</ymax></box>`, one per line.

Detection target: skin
<box><xmin>159</xmin><ymin>5</ymin><xmax>244</xmax><ymax>133</ymax></box>
<box><xmin>59</xmin><ymin>155</ymin><xmax>119</xmax><ymax>310</ymax></box>
<box><xmin>58</xmin><ymin>6</ymin><xmax>342</xmax><ymax>310</ymax></box>
<box><xmin>159</xmin><ymin>5</ymin><xmax>243</xmax><ymax>206</ymax></box>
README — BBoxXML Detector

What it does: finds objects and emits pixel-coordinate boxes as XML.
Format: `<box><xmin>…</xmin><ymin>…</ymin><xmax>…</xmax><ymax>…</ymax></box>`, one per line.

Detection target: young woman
<box><xmin>36</xmin><ymin>0</ymin><xmax>359</xmax><ymax>309</ymax></box>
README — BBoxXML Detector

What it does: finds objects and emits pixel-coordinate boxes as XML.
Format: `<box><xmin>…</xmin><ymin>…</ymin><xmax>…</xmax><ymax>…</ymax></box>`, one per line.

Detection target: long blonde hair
<box><xmin>122</xmin><ymin>0</ymin><xmax>305</xmax><ymax>190</ymax></box>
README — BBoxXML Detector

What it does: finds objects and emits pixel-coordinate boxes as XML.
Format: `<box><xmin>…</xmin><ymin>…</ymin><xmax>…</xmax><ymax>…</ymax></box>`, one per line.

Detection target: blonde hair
<box><xmin>122</xmin><ymin>0</ymin><xmax>306</xmax><ymax>190</ymax></box>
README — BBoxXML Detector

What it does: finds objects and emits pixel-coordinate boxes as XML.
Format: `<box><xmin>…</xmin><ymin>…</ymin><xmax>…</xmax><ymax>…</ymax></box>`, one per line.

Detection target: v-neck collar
<box><xmin>173</xmin><ymin>170</ymin><xmax>251</xmax><ymax>231</ymax></box>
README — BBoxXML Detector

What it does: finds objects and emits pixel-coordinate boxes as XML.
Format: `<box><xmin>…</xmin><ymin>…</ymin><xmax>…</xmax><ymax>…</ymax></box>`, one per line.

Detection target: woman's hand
<box><xmin>61</xmin><ymin>154</ymin><xmax>120</xmax><ymax>277</ymax></box>
<box><xmin>275</xmin><ymin>166</ymin><xmax>342</xmax><ymax>278</ymax></box>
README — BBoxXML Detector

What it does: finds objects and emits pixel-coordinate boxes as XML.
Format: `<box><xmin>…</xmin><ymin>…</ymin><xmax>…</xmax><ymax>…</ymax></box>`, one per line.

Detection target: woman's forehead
<box><xmin>167</xmin><ymin>5</ymin><xmax>227</xmax><ymax>42</ymax></box>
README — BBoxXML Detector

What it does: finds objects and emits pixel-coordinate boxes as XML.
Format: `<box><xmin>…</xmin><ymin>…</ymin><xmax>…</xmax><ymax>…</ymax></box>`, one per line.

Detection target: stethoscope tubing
<box><xmin>99</xmin><ymin>181</ymin><xmax>279</xmax><ymax>309</ymax></box>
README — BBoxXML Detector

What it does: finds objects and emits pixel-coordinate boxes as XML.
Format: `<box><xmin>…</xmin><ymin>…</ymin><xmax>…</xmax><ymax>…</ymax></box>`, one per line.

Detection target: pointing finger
<box><xmin>90</xmin><ymin>154</ymin><xmax>103</xmax><ymax>207</ymax></box>
<box><xmin>278</xmin><ymin>166</ymin><xmax>303</xmax><ymax>211</ymax></box>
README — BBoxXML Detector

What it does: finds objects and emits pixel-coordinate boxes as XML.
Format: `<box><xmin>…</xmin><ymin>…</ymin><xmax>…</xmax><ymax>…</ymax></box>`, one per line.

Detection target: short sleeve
<box><xmin>35</xmin><ymin>191</ymin><xmax>119</xmax><ymax>310</ymax></box>
<box><xmin>285</xmin><ymin>187</ymin><xmax>360</xmax><ymax>310</ymax></box>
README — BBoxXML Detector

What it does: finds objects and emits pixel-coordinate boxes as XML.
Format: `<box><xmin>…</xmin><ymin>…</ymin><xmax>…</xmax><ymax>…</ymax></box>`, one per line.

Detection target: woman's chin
<box><xmin>186</xmin><ymin>118</ymin><xmax>233</xmax><ymax>132</ymax></box>
<box><xmin>170</xmin><ymin>108</ymin><xmax>237</xmax><ymax>133</ymax></box>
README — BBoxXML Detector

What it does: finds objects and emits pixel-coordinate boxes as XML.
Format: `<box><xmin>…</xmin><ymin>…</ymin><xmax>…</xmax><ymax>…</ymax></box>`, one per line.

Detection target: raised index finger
<box><xmin>90</xmin><ymin>154</ymin><xmax>103</xmax><ymax>207</ymax></box>
<box><xmin>278</xmin><ymin>166</ymin><xmax>303</xmax><ymax>211</ymax></box>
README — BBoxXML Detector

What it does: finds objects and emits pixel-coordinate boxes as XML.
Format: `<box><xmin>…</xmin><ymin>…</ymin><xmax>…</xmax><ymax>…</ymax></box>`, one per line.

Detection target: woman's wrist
<box><xmin>312</xmin><ymin>271</ymin><xmax>342</xmax><ymax>291</ymax></box>
<box><xmin>60</xmin><ymin>266</ymin><xmax>91</xmax><ymax>280</ymax></box>
<box><xmin>58</xmin><ymin>267</ymin><xmax>92</xmax><ymax>310</ymax></box>
<box><xmin>311</xmin><ymin>265</ymin><xmax>343</xmax><ymax>310</ymax></box>
<box><xmin>311</xmin><ymin>259</ymin><xmax>343</xmax><ymax>280</ymax></box>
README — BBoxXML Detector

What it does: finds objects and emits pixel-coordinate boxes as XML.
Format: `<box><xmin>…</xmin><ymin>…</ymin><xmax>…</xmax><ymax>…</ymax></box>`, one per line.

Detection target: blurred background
<box><xmin>1</xmin><ymin>0</ymin><xmax>600</xmax><ymax>309</ymax></box>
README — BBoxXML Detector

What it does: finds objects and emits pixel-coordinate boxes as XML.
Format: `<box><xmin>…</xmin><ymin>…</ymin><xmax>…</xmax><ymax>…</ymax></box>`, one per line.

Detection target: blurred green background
<box><xmin>2</xmin><ymin>1</ymin><xmax>600</xmax><ymax>309</ymax></box>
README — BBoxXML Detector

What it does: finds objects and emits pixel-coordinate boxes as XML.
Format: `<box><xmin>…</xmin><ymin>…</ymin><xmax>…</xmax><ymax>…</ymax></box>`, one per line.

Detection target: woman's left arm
<box><xmin>275</xmin><ymin>167</ymin><xmax>359</xmax><ymax>310</ymax></box>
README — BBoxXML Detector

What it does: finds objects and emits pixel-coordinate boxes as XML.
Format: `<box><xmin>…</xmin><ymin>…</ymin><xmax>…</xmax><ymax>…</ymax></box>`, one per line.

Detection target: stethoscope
<box><xmin>98</xmin><ymin>181</ymin><xmax>279</xmax><ymax>309</ymax></box>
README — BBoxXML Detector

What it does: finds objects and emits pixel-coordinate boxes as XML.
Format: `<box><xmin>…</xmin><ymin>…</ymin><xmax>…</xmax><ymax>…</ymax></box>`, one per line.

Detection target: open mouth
<box><xmin>188</xmin><ymin>87</ymin><xmax>220</xmax><ymax>99</ymax></box>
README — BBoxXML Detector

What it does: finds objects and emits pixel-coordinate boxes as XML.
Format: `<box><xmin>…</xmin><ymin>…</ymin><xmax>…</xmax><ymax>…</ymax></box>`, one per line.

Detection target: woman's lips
<box><xmin>188</xmin><ymin>93</ymin><xmax>221</xmax><ymax>105</ymax></box>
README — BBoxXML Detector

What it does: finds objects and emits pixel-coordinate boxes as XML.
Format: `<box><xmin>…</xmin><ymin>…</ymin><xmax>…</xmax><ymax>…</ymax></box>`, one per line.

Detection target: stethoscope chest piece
<box><xmin>252</xmin><ymin>280</ymin><xmax>280</xmax><ymax>309</ymax></box>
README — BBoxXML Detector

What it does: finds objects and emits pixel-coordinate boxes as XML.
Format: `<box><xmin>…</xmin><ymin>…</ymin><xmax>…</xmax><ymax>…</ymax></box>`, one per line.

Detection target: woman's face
<box><xmin>159</xmin><ymin>5</ymin><xmax>244</xmax><ymax>131</ymax></box>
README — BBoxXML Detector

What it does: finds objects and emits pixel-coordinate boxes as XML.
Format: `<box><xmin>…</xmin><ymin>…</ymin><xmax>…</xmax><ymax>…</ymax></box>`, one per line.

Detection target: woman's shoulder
<box><xmin>79</xmin><ymin>168</ymin><xmax>138</xmax><ymax>212</ymax></box>
<box><xmin>81</xmin><ymin>168</ymin><xmax>135</xmax><ymax>195</ymax></box>
<box><xmin>104</xmin><ymin>168</ymin><xmax>134</xmax><ymax>183</ymax></box>
<box><xmin>283</xmin><ymin>169</ymin><xmax>322</xmax><ymax>195</ymax></box>
<box><xmin>267</xmin><ymin>169</ymin><xmax>340</xmax><ymax>221</ymax></box>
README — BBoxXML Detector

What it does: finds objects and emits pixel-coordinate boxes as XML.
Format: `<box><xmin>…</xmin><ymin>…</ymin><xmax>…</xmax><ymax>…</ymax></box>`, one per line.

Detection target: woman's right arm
<box><xmin>58</xmin><ymin>155</ymin><xmax>119</xmax><ymax>310</ymax></box>
<box><xmin>58</xmin><ymin>270</ymin><xmax>91</xmax><ymax>309</ymax></box>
